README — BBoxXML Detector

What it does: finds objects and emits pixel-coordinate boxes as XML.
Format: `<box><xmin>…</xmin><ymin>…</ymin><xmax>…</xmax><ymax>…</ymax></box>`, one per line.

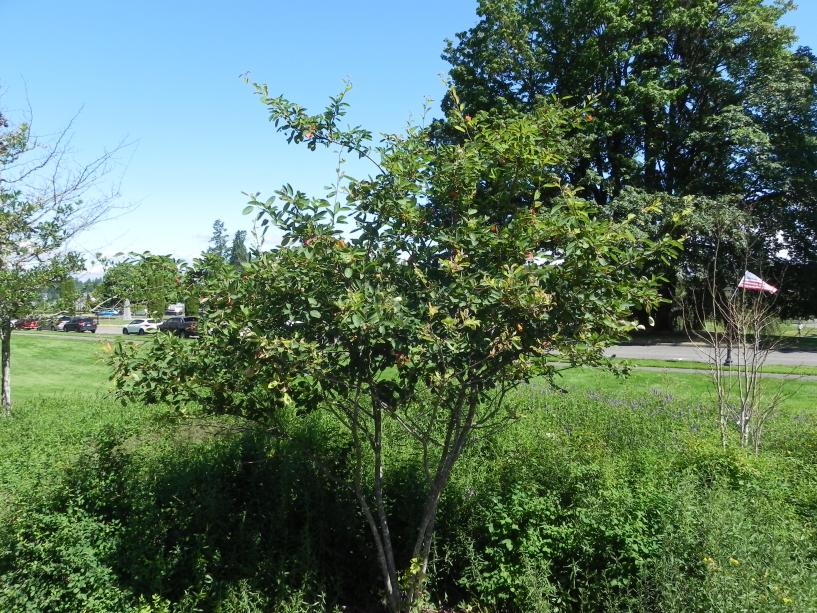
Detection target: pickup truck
<box><xmin>158</xmin><ymin>316</ymin><xmax>198</xmax><ymax>338</ymax></box>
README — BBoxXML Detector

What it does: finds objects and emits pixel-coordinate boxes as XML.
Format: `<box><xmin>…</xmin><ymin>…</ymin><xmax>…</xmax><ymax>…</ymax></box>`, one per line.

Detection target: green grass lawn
<box><xmin>532</xmin><ymin>364</ymin><xmax>817</xmax><ymax>413</ymax></box>
<box><xmin>1</xmin><ymin>334</ymin><xmax>162</xmax><ymax>521</ymax></box>
<box><xmin>9</xmin><ymin>332</ymin><xmax>816</xmax><ymax>412</ymax></box>
<box><xmin>612</xmin><ymin>357</ymin><xmax>817</xmax><ymax>377</ymax></box>
<box><xmin>2</xmin><ymin>331</ymin><xmax>816</xmax><ymax>612</ymax></box>
<box><xmin>9</xmin><ymin>332</ymin><xmax>116</xmax><ymax>401</ymax></box>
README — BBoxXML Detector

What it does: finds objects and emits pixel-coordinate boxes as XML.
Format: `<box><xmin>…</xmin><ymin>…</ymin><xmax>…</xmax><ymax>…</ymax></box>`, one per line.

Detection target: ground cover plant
<box><xmin>1</xmin><ymin>343</ymin><xmax>815</xmax><ymax>611</ymax></box>
<box><xmin>0</xmin><ymin>335</ymin><xmax>815</xmax><ymax>610</ymax></box>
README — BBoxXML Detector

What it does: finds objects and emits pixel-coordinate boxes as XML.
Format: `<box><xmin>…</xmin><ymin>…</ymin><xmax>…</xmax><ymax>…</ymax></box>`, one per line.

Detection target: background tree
<box><xmin>112</xmin><ymin>86</ymin><xmax>679</xmax><ymax>611</ymax></box>
<box><xmin>206</xmin><ymin>219</ymin><xmax>230</xmax><ymax>260</ymax></box>
<box><xmin>1</xmin><ymin>108</ymin><xmax>120</xmax><ymax>415</ymax></box>
<box><xmin>56</xmin><ymin>277</ymin><xmax>79</xmax><ymax>314</ymax></box>
<box><xmin>443</xmin><ymin>0</ymin><xmax>817</xmax><ymax>322</ymax></box>
<box><xmin>98</xmin><ymin>253</ymin><xmax>185</xmax><ymax>317</ymax></box>
<box><xmin>228</xmin><ymin>229</ymin><xmax>248</xmax><ymax>267</ymax></box>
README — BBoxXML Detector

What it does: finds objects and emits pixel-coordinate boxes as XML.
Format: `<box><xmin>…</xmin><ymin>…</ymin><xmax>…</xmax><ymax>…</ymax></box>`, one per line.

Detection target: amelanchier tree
<box><xmin>0</xmin><ymin>110</ymin><xmax>118</xmax><ymax>415</ymax></box>
<box><xmin>112</xmin><ymin>86</ymin><xmax>679</xmax><ymax>611</ymax></box>
<box><xmin>444</xmin><ymin>0</ymin><xmax>817</xmax><ymax>320</ymax></box>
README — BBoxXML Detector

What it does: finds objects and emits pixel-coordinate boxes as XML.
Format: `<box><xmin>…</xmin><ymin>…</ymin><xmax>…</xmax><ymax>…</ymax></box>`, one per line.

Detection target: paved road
<box><xmin>606</xmin><ymin>341</ymin><xmax>817</xmax><ymax>367</ymax></box>
<box><xmin>98</xmin><ymin>324</ymin><xmax>125</xmax><ymax>335</ymax></box>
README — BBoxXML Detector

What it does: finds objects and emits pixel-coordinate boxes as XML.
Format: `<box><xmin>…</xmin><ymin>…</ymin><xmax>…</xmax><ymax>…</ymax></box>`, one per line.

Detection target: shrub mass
<box><xmin>1</xmin><ymin>382</ymin><xmax>815</xmax><ymax>611</ymax></box>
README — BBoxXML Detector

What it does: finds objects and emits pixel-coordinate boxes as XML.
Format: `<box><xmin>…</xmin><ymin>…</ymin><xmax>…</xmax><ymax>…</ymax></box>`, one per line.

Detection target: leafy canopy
<box><xmin>444</xmin><ymin>0</ymin><xmax>817</xmax><ymax>315</ymax></box>
<box><xmin>97</xmin><ymin>253</ymin><xmax>185</xmax><ymax>317</ymax></box>
<box><xmin>1</xmin><ymin>105</ymin><xmax>122</xmax><ymax>411</ymax></box>
<box><xmin>114</xmin><ymin>87</ymin><xmax>678</xmax><ymax>416</ymax></box>
<box><xmin>112</xmin><ymin>85</ymin><xmax>679</xmax><ymax>609</ymax></box>
<box><xmin>0</xmin><ymin>116</ymin><xmax>83</xmax><ymax>326</ymax></box>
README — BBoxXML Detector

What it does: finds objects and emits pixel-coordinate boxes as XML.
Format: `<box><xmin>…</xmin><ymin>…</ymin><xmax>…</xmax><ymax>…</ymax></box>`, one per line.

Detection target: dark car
<box><xmin>63</xmin><ymin>316</ymin><xmax>98</xmax><ymax>333</ymax></box>
<box><xmin>158</xmin><ymin>316</ymin><xmax>198</xmax><ymax>338</ymax></box>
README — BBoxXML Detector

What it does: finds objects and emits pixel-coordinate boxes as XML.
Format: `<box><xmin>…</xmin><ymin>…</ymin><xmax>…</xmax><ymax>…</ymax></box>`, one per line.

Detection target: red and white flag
<box><xmin>737</xmin><ymin>271</ymin><xmax>778</xmax><ymax>294</ymax></box>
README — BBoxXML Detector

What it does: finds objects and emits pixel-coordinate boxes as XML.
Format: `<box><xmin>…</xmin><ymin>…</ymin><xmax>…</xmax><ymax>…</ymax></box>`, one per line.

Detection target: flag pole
<box><xmin>723</xmin><ymin>284</ymin><xmax>740</xmax><ymax>367</ymax></box>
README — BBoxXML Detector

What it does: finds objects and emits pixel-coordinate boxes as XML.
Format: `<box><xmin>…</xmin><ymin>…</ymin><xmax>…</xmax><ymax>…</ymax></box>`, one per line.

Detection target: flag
<box><xmin>737</xmin><ymin>271</ymin><xmax>778</xmax><ymax>294</ymax></box>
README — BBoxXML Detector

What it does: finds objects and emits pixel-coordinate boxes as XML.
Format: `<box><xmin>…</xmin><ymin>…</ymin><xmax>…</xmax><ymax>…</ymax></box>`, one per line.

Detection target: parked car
<box><xmin>158</xmin><ymin>316</ymin><xmax>198</xmax><ymax>337</ymax></box>
<box><xmin>122</xmin><ymin>319</ymin><xmax>161</xmax><ymax>335</ymax></box>
<box><xmin>98</xmin><ymin>309</ymin><xmax>120</xmax><ymax>317</ymax></box>
<box><xmin>63</xmin><ymin>316</ymin><xmax>98</xmax><ymax>333</ymax></box>
<box><xmin>17</xmin><ymin>318</ymin><xmax>40</xmax><ymax>330</ymax></box>
<box><xmin>165</xmin><ymin>303</ymin><xmax>185</xmax><ymax>316</ymax></box>
<box><xmin>39</xmin><ymin>315</ymin><xmax>72</xmax><ymax>331</ymax></box>
<box><xmin>52</xmin><ymin>315</ymin><xmax>73</xmax><ymax>331</ymax></box>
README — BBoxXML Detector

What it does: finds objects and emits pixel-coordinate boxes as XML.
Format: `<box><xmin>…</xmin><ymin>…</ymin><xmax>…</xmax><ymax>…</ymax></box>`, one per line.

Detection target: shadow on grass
<box><xmin>32</xmin><ymin>419</ymin><xmax>385</xmax><ymax>610</ymax></box>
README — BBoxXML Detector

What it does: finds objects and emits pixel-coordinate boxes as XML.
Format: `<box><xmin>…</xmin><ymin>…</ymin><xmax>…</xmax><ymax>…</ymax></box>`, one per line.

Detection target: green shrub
<box><xmin>0</xmin><ymin>508</ymin><xmax>131</xmax><ymax>612</ymax></box>
<box><xmin>1</xmin><ymin>387</ymin><xmax>815</xmax><ymax>611</ymax></box>
<box><xmin>433</xmin><ymin>389</ymin><xmax>817</xmax><ymax>611</ymax></box>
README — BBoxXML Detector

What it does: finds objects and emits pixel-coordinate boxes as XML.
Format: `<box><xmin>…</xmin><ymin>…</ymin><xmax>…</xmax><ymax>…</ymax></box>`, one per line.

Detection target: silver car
<box><xmin>122</xmin><ymin>319</ymin><xmax>161</xmax><ymax>335</ymax></box>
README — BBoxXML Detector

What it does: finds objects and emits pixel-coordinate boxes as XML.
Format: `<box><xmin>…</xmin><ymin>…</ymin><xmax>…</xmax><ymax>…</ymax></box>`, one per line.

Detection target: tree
<box><xmin>443</xmin><ymin>0</ymin><xmax>817</xmax><ymax>322</ymax></box>
<box><xmin>56</xmin><ymin>277</ymin><xmax>79</xmax><ymax>314</ymax></box>
<box><xmin>682</xmin><ymin>229</ymin><xmax>788</xmax><ymax>452</ymax></box>
<box><xmin>98</xmin><ymin>253</ymin><xmax>185</xmax><ymax>317</ymax></box>
<box><xmin>1</xmin><ymin>108</ymin><xmax>120</xmax><ymax>415</ymax></box>
<box><xmin>695</xmin><ymin>283</ymin><xmax>786</xmax><ymax>452</ymax></box>
<box><xmin>206</xmin><ymin>219</ymin><xmax>230</xmax><ymax>260</ymax></box>
<box><xmin>228</xmin><ymin>230</ymin><xmax>248</xmax><ymax>267</ymax></box>
<box><xmin>111</xmin><ymin>86</ymin><xmax>678</xmax><ymax>611</ymax></box>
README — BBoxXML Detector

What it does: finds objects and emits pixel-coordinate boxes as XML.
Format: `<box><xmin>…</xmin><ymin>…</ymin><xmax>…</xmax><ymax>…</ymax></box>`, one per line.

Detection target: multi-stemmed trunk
<box><xmin>353</xmin><ymin>391</ymin><xmax>478</xmax><ymax>613</ymax></box>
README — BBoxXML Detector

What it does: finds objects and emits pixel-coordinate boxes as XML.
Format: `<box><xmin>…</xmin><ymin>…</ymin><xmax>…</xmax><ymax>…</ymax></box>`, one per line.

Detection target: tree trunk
<box><xmin>651</xmin><ymin>280</ymin><xmax>678</xmax><ymax>332</ymax></box>
<box><xmin>371</xmin><ymin>402</ymin><xmax>403</xmax><ymax>612</ymax></box>
<box><xmin>405</xmin><ymin>398</ymin><xmax>478</xmax><ymax>606</ymax></box>
<box><xmin>1</xmin><ymin>322</ymin><xmax>11</xmax><ymax>416</ymax></box>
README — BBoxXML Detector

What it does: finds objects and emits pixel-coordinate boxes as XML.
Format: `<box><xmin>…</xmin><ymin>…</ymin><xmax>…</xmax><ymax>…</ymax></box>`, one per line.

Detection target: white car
<box><xmin>165</xmin><ymin>303</ymin><xmax>185</xmax><ymax>316</ymax></box>
<box><xmin>122</xmin><ymin>319</ymin><xmax>161</xmax><ymax>335</ymax></box>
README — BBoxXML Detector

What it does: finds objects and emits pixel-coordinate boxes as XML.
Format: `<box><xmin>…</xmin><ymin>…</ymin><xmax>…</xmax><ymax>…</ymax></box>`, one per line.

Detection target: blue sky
<box><xmin>3</xmin><ymin>1</ymin><xmax>815</xmax><ymax>275</ymax></box>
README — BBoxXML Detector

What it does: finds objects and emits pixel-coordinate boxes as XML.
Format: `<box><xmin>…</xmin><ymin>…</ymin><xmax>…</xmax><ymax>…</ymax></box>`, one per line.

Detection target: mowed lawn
<box><xmin>547</xmin><ymin>366</ymin><xmax>817</xmax><ymax>414</ymax></box>
<box><xmin>9</xmin><ymin>332</ymin><xmax>115</xmax><ymax>401</ymax></box>
<box><xmin>8</xmin><ymin>332</ymin><xmax>817</xmax><ymax>412</ymax></box>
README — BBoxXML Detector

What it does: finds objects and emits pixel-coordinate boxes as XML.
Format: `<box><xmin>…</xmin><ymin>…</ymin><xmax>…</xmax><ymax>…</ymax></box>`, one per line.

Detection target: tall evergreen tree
<box><xmin>228</xmin><ymin>230</ymin><xmax>248</xmax><ymax>267</ymax></box>
<box><xmin>57</xmin><ymin>278</ymin><xmax>79</xmax><ymax>313</ymax></box>
<box><xmin>207</xmin><ymin>219</ymin><xmax>230</xmax><ymax>260</ymax></box>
